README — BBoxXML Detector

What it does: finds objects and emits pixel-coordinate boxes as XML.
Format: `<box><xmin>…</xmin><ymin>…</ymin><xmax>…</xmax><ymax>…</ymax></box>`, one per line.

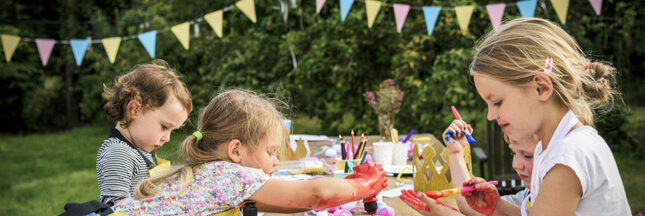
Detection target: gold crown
<box><xmin>412</xmin><ymin>140</ymin><xmax>473</xmax><ymax>210</ymax></box>
<box><xmin>280</xmin><ymin>138</ymin><xmax>309</xmax><ymax>161</ymax></box>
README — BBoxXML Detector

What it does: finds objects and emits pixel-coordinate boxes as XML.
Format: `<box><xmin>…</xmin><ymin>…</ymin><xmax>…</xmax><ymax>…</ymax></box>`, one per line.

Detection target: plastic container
<box><xmin>274</xmin><ymin>160</ymin><xmax>324</xmax><ymax>174</ymax></box>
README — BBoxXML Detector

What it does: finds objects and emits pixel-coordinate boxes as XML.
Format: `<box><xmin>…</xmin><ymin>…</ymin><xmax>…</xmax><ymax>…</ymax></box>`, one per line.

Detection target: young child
<box><xmin>112</xmin><ymin>89</ymin><xmax>388</xmax><ymax>215</ymax></box>
<box><xmin>402</xmin><ymin>17</ymin><xmax>631</xmax><ymax>215</ymax></box>
<box><xmin>408</xmin><ymin>120</ymin><xmax>538</xmax><ymax>216</ymax></box>
<box><xmin>97</xmin><ymin>60</ymin><xmax>192</xmax><ymax>205</ymax></box>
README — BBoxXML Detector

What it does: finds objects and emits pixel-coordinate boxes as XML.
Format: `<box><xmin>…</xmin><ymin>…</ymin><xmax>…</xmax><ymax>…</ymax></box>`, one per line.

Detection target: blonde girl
<box><xmin>402</xmin><ymin>17</ymin><xmax>630</xmax><ymax>216</ymax></box>
<box><xmin>112</xmin><ymin>89</ymin><xmax>388</xmax><ymax>215</ymax></box>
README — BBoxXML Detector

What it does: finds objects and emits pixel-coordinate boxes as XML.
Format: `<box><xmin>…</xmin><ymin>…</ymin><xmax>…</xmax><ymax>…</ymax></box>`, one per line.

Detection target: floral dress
<box><xmin>113</xmin><ymin>161</ymin><xmax>270</xmax><ymax>215</ymax></box>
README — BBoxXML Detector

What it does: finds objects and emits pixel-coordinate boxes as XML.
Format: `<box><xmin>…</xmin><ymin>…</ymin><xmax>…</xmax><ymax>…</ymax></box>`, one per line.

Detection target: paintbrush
<box><xmin>425</xmin><ymin>181</ymin><xmax>499</xmax><ymax>199</ymax></box>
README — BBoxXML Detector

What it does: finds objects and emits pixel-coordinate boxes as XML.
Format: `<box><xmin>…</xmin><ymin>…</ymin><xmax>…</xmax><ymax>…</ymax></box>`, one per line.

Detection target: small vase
<box><xmin>378</xmin><ymin>114</ymin><xmax>394</xmax><ymax>140</ymax></box>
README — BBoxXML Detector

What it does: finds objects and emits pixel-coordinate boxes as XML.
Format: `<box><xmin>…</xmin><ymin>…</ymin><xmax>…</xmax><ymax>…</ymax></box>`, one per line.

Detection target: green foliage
<box><xmin>0</xmin><ymin>0</ymin><xmax>643</xmax><ymax>157</ymax></box>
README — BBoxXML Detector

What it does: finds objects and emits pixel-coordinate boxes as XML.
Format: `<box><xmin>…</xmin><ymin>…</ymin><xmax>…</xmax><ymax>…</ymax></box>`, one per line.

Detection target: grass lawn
<box><xmin>0</xmin><ymin>123</ymin><xmax>643</xmax><ymax>215</ymax></box>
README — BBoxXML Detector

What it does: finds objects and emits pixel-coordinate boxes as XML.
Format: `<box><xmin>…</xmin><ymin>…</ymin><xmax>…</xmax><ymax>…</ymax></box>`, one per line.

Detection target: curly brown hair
<box><xmin>102</xmin><ymin>60</ymin><xmax>193</xmax><ymax>128</ymax></box>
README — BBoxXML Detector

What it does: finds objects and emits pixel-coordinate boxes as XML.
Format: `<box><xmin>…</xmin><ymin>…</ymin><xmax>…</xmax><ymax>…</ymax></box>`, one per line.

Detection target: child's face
<box><xmin>509</xmin><ymin>135</ymin><xmax>538</xmax><ymax>188</ymax></box>
<box><xmin>474</xmin><ymin>73</ymin><xmax>542</xmax><ymax>142</ymax></box>
<box><xmin>242</xmin><ymin>128</ymin><xmax>281</xmax><ymax>176</ymax></box>
<box><xmin>128</xmin><ymin>96</ymin><xmax>189</xmax><ymax>153</ymax></box>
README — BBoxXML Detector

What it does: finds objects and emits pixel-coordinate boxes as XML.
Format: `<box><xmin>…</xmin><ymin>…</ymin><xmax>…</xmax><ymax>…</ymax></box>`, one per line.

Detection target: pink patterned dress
<box><xmin>112</xmin><ymin>161</ymin><xmax>270</xmax><ymax>215</ymax></box>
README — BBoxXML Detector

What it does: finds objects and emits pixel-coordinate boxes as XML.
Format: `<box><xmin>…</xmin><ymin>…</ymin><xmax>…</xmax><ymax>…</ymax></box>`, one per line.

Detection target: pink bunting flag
<box><xmin>35</xmin><ymin>39</ymin><xmax>55</xmax><ymax>66</ymax></box>
<box><xmin>588</xmin><ymin>0</ymin><xmax>602</xmax><ymax>15</ymax></box>
<box><xmin>393</xmin><ymin>4</ymin><xmax>410</xmax><ymax>33</ymax></box>
<box><xmin>316</xmin><ymin>0</ymin><xmax>327</xmax><ymax>14</ymax></box>
<box><xmin>486</xmin><ymin>3</ymin><xmax>506</xmax><ymax>31</ymax></box>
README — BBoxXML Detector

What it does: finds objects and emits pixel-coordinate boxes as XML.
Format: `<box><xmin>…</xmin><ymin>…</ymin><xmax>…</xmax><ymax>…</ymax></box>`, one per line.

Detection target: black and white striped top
<box><xmin>96</xmin><ymin>128</ymin><xmax>156</xmax><ymax>205</ymax></box>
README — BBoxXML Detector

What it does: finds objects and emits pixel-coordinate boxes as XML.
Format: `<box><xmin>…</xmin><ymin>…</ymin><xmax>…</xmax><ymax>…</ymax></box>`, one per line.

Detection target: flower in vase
<box><xmin>363</xmin><ymin>79</ymin><xmax>404</xmax><ymax>137</ymax></box>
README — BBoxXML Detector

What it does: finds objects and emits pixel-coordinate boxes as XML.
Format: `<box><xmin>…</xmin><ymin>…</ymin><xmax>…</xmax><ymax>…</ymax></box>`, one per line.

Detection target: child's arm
<box><xmin>249</xmin><ymin>164</ymin><xmax>387</xmax><ymax>211</ymax></box>
<box><xmin>527</xmin><ymin>165</ymin><xmax>581</xmax><ymax>216</ymax></box>
<box><xmin>443</xmin><ymin>120</ymin><xmax>484</xmax><ymax>216</ymax></box>
<box><xmin>98</xmin><ymin>144</ymin><xmax>138</xmax><ymax>204</ymax></box>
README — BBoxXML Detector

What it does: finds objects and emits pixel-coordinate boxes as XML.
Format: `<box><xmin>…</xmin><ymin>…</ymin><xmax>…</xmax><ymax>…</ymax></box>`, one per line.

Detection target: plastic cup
<box><xmin>392</xmin><ymin>142</ymin><xmax>409</xmax><ymax>165</ymax></box>
<box><xmin>373</xmin><ymin>142</ymin><xmax>394</xmax><ymax>166</ymax></box>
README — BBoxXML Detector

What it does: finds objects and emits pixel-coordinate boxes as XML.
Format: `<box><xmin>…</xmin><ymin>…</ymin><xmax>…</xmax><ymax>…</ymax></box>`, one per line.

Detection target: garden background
<box><xmin>1</xmin><ymin>0</ymin><xmax>644</xmax><ymax>214</ymax></box>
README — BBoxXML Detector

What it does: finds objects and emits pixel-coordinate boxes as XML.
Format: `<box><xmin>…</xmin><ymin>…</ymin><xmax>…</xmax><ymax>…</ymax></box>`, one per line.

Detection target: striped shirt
<box><xmin>96</xmin><ymin>128</ymin><xmax>156</xmax><ymax>205</ymax></box>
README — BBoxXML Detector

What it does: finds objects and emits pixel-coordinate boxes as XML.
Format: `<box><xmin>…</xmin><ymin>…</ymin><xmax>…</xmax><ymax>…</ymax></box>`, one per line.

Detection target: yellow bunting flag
<box><xmin>236</xmin><ymin>0</ymin><xmax>257</xmax><ymax>23</ymax></box>
<box><xmin>551</xmin><ymin>0</ymin><xmax>569</xmax><ymax>24</ymax></box>
<box><xmin>204</xmin><ymin>10</ymin><xmax>224</xmax><ymax>38</ymax></box>
<box><xmin>1</xmin><ymin>34</ymin><xmax>20</xmax><ymax>62</ymax></box>
<box><xmin>365</xmin><ymin>0</ymin><xmax>382</xmax><ymax>28</ymax></box>
<box><xmin>455</xmin><ymin>5</ymin><xmax>475</xmax><ymax>35</ymax></box>
<box><xmin>171</xmin><ymin>22</ymin><xmax>190</xmax><ymax>50</ymax></box>
<box><xmin>101</xmin><ymin>37</ymin><xmax>121</xmax><ymax>64</ymax></box>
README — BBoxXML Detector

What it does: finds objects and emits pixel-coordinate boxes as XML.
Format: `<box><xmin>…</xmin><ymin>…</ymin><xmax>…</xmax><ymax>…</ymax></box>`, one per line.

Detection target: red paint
<box><xmin>399</xmin><ymin>189</ymin><xmax>458</xmax><ymax>212</ymax></box>
<box><xmin>425</xmin><ymin>191</ymin><xmax>443</xmax><ymax>199</ymax></box>
<box><xmin>463</xmin><ymin>180</ymin><xmax>499</xmax><ymax>216</ymax></box>
<box><xmin>310</xmin><ymin>164</ymin><xmax>387</xmax><ymax>209</ymax></box>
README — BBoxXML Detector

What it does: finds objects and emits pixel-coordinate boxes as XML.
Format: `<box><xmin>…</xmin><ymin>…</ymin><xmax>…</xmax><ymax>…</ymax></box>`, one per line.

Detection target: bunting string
<box><xmin>1</xmin><ymin>0</ymin><xmax>605</xmax><ymax>66</ymax></box>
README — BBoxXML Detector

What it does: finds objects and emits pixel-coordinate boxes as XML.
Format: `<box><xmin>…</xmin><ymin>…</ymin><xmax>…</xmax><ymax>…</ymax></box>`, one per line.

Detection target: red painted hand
<box><xmin>463</xmin><ymin>178</ymin><xmax>500</xmax><ymax>216</ymax></box>
<box><xmin>344</xmin><ymin>164</ymin><xmax>388</xmax><ymax>198</ymax></box>
<box><xmin>400</xmin><ymin>189</ymin><xmax>458</xmax><ymax>212</ymax></box>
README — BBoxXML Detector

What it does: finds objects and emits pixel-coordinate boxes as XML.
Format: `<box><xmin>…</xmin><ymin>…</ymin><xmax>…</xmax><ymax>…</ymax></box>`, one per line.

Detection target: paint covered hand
<box><xmin>399</xmin><ymin>190</ymin><xmax>460</xmax><ymax>216</ymax></box>
<box><xmin>442</xmin><ymin>120</ymin><xmax>473</xmax><ymax>154</ymax></box>
<box><xmin>463</xmin><ymin>178</ymin><xmax>499</xmax><ymax>216</ymax></box>
<box><xmin>344</xmin><ymin>164</ymin><xmax>388</xmax><ymax>198</ymax></box>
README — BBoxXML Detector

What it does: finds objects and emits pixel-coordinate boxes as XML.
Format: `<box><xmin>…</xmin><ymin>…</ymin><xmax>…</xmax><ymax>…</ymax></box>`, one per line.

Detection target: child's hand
<box><xmin>442</xmin><ymin>120</ymin><xmax>473</xmax><ymax>154</ymax></box>
<box><xmin>399</xmin><ymin>189</ymin><xmax>460</xmax><ymax>215</ymax></box>
<box><xmin>344</xmin><ymin>164</ymin><xmax>388</xmax><ymax>197</ymax></box>
<box><xmin>463</xmin><ymin>177</ymin><xmax>499</xmax><ymax>216</ymax></box>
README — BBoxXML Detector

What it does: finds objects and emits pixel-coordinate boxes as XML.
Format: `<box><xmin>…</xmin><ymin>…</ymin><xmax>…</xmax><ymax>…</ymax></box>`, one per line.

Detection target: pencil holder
<box><xmin>334</xmin><ymin>159</ymin><xmax>361</xmax><ymax>172</ymax></box>
<box><xmin>391</xmin><ymin>142</ymin><xmax>409</xmax><ymax>165</ymax></box>
<box><xmin>373</xmin><ymin>142</ymin><xmax>394</xmax><ymax>166</ymax></box>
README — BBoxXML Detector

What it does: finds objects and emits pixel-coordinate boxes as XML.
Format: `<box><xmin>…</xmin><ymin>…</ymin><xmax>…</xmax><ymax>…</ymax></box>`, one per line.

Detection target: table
<box><xmin>266</xmin><ymin>134</ymin><xmax>441</xmax><ymax>216</ymax></box>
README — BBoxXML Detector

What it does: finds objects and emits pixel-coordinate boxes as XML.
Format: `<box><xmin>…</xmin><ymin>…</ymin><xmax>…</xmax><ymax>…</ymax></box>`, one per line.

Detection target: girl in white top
<box><xmin>400</xmin><ymin>17</ymin><xmax>630</xmax><ymax>216</ymax></box>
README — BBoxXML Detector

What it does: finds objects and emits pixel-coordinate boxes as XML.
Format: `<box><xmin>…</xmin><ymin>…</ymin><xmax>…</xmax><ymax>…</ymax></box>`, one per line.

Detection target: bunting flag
<box><xmin>588</xmin><ymin>0</ymin><xmax>602</xmax><ymax>15</ymax></box>
<box><xmin>204</xmin><ymin>10</ymin><xmax>224</xmax><ymax>38</ymax></box>
<box><xmin>517</xmin><ymin>0</ymin><xmax>537</xmax><ymax>18</ymax></box>
<box><xmin>365</xmin><ymin>0</ymin><xmax>381</xmax><ymax>28</ymax></box>
<box><xmin>551</xmin><ymin>0</ymin><xmax>570</xmax><ymax>24</ymax></box>
<box><xmin>316</xmin><ymin>0</ymin><xmax>327</xmax><ymax>14</ymax></box>
<box><xmin>70</xmin><ymin>39</ymin><xmax>88</xmax><ymax>66</ymax></box>
<box><xmin>340</xmin><ymin>0</ymin><xmax>355</xmax><ymax>22</ymax></box>
<box><xmin>422</xmin><ymin>6</ymin><xmax>441</xmax><ymax>36</ymax></box>
<box><xmin>171</xmin><ymin>22</ymin><xmax>190</xmax><ymax>50</ymax></box>
<box><xmin>137</xmin><ymin>31</ymin><xmax>157</xmax><ymax>58</ymax></box>
<box><xmin>101</xmin><ymin>37</ymin><xmax>121</xmax><ymax>64</ymax></box>
<box><xmin>455</xmin><ymin>5</ymin><xmax>475</xmax><ymax>35</ymax></box>
<box><xmin>236</xmin><ymin>0</ymin><xmax>257</xmax><ymax>23</ymax></box>
<box><xmin>393</xmin><ymin>4</ymin><xmax>410</xmax><ymax>33</ymax></box>
<box><xmin>1</xmin><ymin>0</ymin><xmax>606</xmax><ymax>67</ymax></box>
<box><xmin>35</xmin><ymin>39</ymin><xmax>55</xmax><ymax>66</ymax></box>
<box><xmin>1</xmin><ymin>34</ymin><xmax>20</xmax><ymax>62</ymax></box>
<box><xmin>486</xmin><ymin>3</ymin><xmax>506</xmax><ymax>31</ymax></box>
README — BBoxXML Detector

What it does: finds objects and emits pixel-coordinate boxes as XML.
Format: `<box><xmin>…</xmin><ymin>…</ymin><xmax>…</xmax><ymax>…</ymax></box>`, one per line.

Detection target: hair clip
<box><xmin>591</xmin><ymin>78</ymin><xmax>605</xmax><ymax>83</ymax></box>
<box><xmin>585</xmin><ymin>62</ymin><xmax>593</xmax><ymax>70</ymax></box>
<box><xmin>544</xmin><ymin>57</ymin><xmax>553</xmax><ymax>74</ymax></box>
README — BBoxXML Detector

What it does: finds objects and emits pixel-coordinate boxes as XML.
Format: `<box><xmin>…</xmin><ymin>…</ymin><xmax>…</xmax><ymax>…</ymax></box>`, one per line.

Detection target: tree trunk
<box><xmin>65</xmin><ymin>0</ymin><xmax>78</xmax><ymax>128</ymax></box>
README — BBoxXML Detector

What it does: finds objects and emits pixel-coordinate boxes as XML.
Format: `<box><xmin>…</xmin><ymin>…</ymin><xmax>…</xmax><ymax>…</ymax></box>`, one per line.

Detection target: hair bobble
<box><xmin>544</xmin><ymin>57</ymin><xmax>553</xmax><ymax>74</ymax></box>
<box><xmin>192</xmin><ymin>131</ymin><xmax>203</xmax><ymax>141</ymax></box>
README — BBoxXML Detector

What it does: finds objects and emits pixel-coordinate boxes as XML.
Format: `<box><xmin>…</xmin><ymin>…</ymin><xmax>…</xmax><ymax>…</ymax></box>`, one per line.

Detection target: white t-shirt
<box><xmin>531</xmin><ymin>110</ymin><xmax>631</xmax><ymax>215</ymax></box>
<box><xmin>501</xmin><ymin>188</ymin><xmax>530</xmax><ymax>216</ymax></box>
<box><xmin>500</xmin><ymin>188</ymin><xmax>529</xmax><ymax>206</ymax></box>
